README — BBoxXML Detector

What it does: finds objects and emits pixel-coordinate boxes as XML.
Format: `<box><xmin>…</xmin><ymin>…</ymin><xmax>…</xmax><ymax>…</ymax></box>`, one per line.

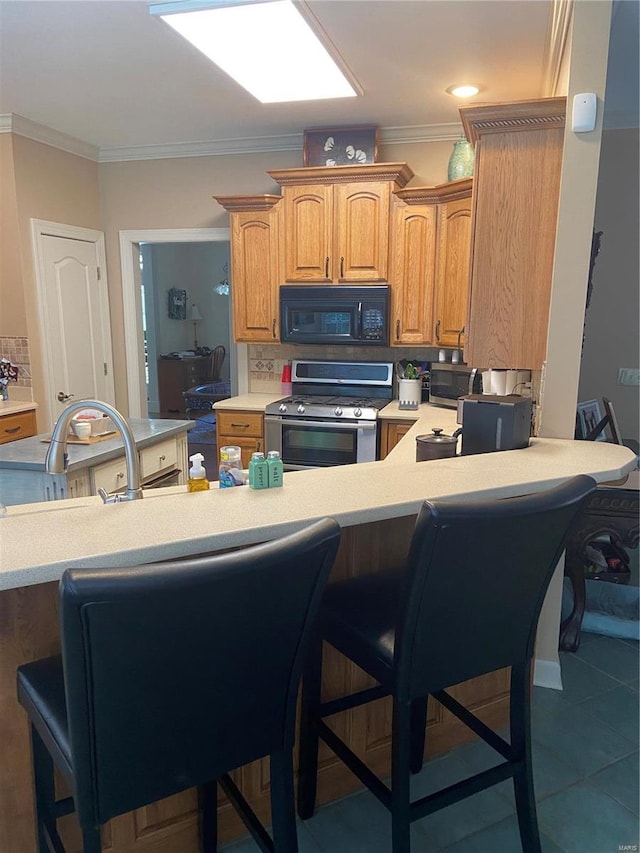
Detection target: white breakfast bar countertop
<box><xmin>1</xmin><ymin>392</ymin><xmax>636</xmax><ymax>591</ymax></box>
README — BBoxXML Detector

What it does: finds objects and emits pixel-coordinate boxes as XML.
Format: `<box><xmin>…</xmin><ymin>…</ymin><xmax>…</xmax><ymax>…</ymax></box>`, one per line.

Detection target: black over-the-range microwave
<box><xmin>280</xmin><ymin>285</ymin><xmax>389</xmax><ymax>346</ymax></box>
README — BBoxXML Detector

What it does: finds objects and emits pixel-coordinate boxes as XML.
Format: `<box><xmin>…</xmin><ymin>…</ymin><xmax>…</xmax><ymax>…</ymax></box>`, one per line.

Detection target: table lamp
<box><xmin>190</xmin><ymin>303</ymin><xmax>203</xmax><ymax>350</ymax></box>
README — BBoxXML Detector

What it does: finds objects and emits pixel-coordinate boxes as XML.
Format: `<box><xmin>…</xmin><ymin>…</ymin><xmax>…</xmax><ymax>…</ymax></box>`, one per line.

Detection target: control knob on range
<box><xmin>334</xmin><ymin>406</ymin><xmax>343</xmax><ymax>417</ymax></box>
<box><xmin>278</xmin><ymin>403</ymin><xmax>288</xmax><ymax>413</ymax></box>
<box><xmin>297</xmin><ymin>404</ymin><xmax>305</xmax><ymax>414</ymax></box>
<box><xmin>354</xmin><ymin>407</ymin><xmax>362</xmax><ymax>418</ymax></box>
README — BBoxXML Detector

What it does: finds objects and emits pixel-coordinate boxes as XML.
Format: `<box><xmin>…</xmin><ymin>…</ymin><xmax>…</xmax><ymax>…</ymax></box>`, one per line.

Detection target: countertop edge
<box><xmin>1</xmin><ymin>437</ymin><xmax>637</xmax><ymax>592</ymax></box>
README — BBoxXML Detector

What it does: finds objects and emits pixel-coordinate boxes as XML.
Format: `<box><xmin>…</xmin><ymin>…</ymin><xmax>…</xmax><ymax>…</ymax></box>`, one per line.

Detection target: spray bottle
<box><xmin>187</xmin><ymin>452</ymin><xmax>210</xmax><ymax>492</ymax></box>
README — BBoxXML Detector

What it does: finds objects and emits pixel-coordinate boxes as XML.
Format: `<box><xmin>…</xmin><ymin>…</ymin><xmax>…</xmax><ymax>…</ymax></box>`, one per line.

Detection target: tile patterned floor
<box><xmin>222</xmin><ymin>633</ymin><xmax>639</xmax><ymax>852</ymax></box>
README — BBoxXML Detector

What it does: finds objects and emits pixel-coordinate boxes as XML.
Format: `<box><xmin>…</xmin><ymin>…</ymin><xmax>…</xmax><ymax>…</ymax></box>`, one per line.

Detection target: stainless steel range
<box><xmin>264</xmin><ymin>360</ymin><xmax>394</xmax><ymax>470</ymax></box>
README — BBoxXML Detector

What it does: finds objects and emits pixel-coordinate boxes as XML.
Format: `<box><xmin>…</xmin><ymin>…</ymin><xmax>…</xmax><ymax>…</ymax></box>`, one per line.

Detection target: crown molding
<box><xmin>0</xmin><ymin>113</ymin><xmax>99</xmax><ymax>161</ymax></box>
<box><xmin>98</xmin><ymin>123</ymin><xmax>465</xmax><ymax>162</ymax></box>
<box><xmin>2</xmin><ymin>112</ymin><xmax>465</xmax><ymax>164</ymax></box>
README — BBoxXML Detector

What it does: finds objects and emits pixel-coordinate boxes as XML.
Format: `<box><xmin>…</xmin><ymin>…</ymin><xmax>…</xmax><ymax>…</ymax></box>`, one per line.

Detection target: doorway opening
<box><xmin>119</xmin><ymin>228</ymin><xmax>242</xmax><ymax>420</ymax></box>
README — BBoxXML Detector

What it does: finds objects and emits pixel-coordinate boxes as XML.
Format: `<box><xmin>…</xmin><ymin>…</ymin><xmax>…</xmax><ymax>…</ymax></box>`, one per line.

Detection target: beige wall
<box><xmin>0</xmin><ymin>135</ymin><xmax>24</xmax><ymax>335</ymax></box>
<box><xmin>579</xmin><ymin>128</ymin><xmax>639</xmax><ymax>441</ymax></box>
<box><xmin>9</xmin><ymin>135</ymin><xmax>101</xmax><ymax>423</ymax></box>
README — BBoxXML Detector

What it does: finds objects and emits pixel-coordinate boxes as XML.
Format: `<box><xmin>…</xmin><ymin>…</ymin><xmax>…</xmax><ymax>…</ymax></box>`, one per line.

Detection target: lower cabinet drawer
<box><xmin>216</xmin><ymin>411</ymin><xmax>263</xmax><ymax>438</ymax></box>
<box><xmin>91</xmin><ymin>456</ymin><xmax>127</xmax><ymax>495</ymax></box>
<box><xmin>0</xmin><ymin>410</ymin><xmax>37</xmax><ymax>445</ymax></box>
<box><xmin>139</xmin><ymin>437</ymin><xmax>178</xmax><ymax>480</ymax></box>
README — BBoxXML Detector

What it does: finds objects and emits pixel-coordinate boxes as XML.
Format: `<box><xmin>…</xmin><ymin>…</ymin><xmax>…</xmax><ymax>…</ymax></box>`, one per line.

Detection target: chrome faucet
<box><xmin>45</xmin><ymin>400</ymin><xmax>143</xmax><ymax>503</ymax></box>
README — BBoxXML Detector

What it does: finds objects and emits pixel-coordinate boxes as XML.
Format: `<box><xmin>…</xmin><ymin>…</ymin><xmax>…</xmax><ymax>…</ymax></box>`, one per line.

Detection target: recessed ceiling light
<box><xmin>446</xmin><ymin>84</ymin><xmax>480</xmax><ymax>98</ymax></box>
<box><xmin>150</xmin><ymin>0</ymin><xmax>359</xmax><ymax>104</ymax></box>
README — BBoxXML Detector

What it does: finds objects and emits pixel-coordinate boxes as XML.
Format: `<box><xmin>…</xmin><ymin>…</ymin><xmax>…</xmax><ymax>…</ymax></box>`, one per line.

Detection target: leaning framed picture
<box><xmin>577</xmin><ymin>399</ymin><xmax>605</xmax><ymax>440</ymax></box>
<box><xmin>303</xmin><ymin>125</ymin><xmax>379</xmax><ymax>167</ymax></box>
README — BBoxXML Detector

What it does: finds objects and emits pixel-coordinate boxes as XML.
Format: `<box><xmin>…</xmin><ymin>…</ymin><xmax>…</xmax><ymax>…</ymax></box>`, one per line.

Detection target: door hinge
<box><xmin>97</xmin><ymin>266</ymin><xmax>101</xmax><ymax>280</ymax></box>
<box><xmin>104</xmin><ymin>363</ymin><xmax>108</xmax><ymax>376</ymax></box>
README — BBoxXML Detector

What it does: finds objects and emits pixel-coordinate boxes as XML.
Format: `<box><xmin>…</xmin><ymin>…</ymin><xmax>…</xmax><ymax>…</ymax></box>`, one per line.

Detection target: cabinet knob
<box><xmin>435</xmin><ymin>319</ymin><xmax>441</xmax><ymax>341</ymax></box>
<box><xmin>340</xmin><ymin>256</ymin><xmax>344</xmax><ymax>278</ymax></box>
<box><xmin>325</xmin><ymin>257</ymin><xmax>329</xmax><ymax>278</ymax></box>
<box><xmin>272</xmin><ymin>319</ymin><xmax>276</xmax><ymax>339</ymax></box>
<box><xmin>396</xmin><ymin>319</ymin><xmax>400</xmax><ymax>341</ymax></box>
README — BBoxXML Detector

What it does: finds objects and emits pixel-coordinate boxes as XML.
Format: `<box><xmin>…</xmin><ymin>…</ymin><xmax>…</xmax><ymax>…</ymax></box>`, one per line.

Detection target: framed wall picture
<box><xmin>303</xmin><ymin>125</ymin><xmax>379</xmax><ymax>167</ymax></box>
<box><xmin>577</xmin><ymin>399</ymin><xmax>605</xmax><ymax>440</ymax></box>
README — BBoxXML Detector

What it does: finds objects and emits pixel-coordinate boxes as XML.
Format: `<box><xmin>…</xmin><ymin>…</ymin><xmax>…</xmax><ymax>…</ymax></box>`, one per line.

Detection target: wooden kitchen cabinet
<box><xmin>460</xmin><ymin>98</ymin><xmax>566</xmax><ymax>369</ymax></box>
<box><xmin>213</xmin><ymin>195</ymin><xmax>282</xmax><ymax>343</ymax></box>
<box><xmin>157</xmin><ymin>356</ymin><xmax>211</xmax><ymax>415</ymax></box>
<box><xmin>434</xmin><ymin>185</ymin><xmax>473</xmax><ymax>349</ymax></box>
<box><xmin>389</xmin><ymin>199</ymin><xmax>438</xmax><ymax>345</ymax></box>
<box><xmin>379</xmin><ymin>419</ymin><xmax>416</xmax><ymax>458</ymax></box>
<box><xmin>217</xmin><ymin>410</ymin><xmax>264</xmax><ymax>468</ymax></box>
<box><xmin>268</xmin><ymin>164</ymin><xmax>413</xmax><ymax>283</ymax></box>
<box><xmin>0</xmin><ymin>408</ymin><xmax>37</xmax><ymax>445</ymax></box>
<box><xmin>391</xmin><ymin>178</ymin><xmax>472</xmax><ymax>348</ymax></box>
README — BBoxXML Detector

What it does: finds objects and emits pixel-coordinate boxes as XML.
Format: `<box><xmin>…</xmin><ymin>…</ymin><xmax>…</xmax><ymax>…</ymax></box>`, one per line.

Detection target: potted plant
<box><xmin>397</xmin><ymin>362</ymin><xmax>423</xmax><ymax>410</ymax></box>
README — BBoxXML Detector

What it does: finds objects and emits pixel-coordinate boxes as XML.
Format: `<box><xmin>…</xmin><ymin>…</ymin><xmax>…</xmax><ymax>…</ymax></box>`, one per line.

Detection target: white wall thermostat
<box><xmin>572</xmin><ymin>93</ymin><xmax>597</xmax><ymax>133</ymax></box>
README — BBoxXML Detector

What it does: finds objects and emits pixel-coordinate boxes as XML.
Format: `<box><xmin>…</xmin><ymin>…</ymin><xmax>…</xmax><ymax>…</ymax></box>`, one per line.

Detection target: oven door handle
<box><xmin>265</xmin><ymin>416</ymin><xmax>376</xmax><ymax>432</ymax></box>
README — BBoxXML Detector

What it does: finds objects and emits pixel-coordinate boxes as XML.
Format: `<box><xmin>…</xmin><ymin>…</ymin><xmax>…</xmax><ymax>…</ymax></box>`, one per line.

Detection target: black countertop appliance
<box><xmin>459</xmin><ymin>394</ymin><xmax>533</xmax><ymax>455</ymax></box>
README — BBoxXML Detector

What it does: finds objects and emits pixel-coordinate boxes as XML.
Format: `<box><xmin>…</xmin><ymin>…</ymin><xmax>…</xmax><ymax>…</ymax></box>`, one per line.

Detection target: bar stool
<box><xmin>297</xmin><ymin>476</ymin><xmax>596</xmax><ymax>853</ymax></box>
<box><xmin>17</xmin><ymin>518</ymin><xmax>341</xmax><ymax>853</ymax></box>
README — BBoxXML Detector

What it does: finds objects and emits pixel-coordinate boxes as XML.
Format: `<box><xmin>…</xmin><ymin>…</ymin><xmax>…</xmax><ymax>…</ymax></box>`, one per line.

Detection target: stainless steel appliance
<box><xmin>264</xmin><ymin>360</ymin><xmax>393</xmax><ymax>470</ymax></box>
<box><xmin>459</xmin><ymin>394</ymin><xmax>532</xmax><ymax>455</ymax></box>
<box><xmin>429</xmin><ymin>362</ymin><xmax>483</xmax><ymax>408</ymax></box>
<box><xmin>279</xmin><ymin>285</ymin><xmax>389</xmax><ymax>346</ymax></box>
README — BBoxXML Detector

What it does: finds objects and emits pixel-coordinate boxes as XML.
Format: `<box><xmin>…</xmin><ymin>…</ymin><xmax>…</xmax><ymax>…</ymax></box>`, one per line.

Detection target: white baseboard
<box><xmin>533</xmin><ymin>658</ymin><xmax>563</xmax><ymax>691</ymax></box>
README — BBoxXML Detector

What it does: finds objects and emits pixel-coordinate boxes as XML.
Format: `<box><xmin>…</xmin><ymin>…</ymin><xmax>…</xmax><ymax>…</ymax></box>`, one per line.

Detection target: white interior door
<box><xmin>32</xmin><ymin>222</ymin><xmax>115</xmax><ymax>429</ymax></box>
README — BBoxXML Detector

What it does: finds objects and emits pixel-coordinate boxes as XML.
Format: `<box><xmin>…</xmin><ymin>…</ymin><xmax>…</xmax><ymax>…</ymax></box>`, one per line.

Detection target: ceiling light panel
<box><xmin>151</xmin><ymin>0</ymin><xmax>358</xmax><ymax>104</ymax></box>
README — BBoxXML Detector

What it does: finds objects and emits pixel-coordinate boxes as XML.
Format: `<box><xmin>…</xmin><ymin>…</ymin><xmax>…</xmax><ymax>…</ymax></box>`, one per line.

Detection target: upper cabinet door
<box><xmin>282</xmin><ymin>185</ymin><xmax>333</xmax><ymax>282</ymax></box>
<box><xmin>334</xmin><ymin>181</ymin><xmax>391</xmax><ymax>282</ymax></box>
<box><xmin>230</xmin><ymin>208</ymin><xmax>280</xmax><ymax>342</ymax></box>
<box><xmin>434</xmin><ymin>196</ymin><xmax>472</xmax><ymax>349</ymax></box>
<box><xmin>390</xmin><ymin>201</ymin><xmax>437</xmax><ymax>346</ymax></box>
<box><xmin>269</xmin><ymin>165</ymin><xmax>413</xmax><ymax>285</ymax></box>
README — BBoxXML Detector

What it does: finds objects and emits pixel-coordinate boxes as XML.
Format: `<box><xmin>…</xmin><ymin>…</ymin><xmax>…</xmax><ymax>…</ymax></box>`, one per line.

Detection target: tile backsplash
<box><xmin>0</xmin><ymin>336</ymin><xmax>31</xmax><ymax>388</ymax></box>
<box><xmin>248</xmin><ymin>344</ymin><xmax>447</xmax><ymax>393</ymax></box>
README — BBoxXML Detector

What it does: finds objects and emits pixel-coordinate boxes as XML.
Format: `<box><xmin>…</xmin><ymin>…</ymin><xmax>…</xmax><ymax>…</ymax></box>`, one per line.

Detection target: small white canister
<box><xmin>398</xmin><ymin>379</ymin><xmax>421</xmax><ymax>411</ymax></box>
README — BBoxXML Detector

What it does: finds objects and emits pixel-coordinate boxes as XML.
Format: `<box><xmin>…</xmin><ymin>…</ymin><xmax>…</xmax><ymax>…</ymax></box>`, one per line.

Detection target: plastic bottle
<box><xmin>266</xmin><ymin>450</ymin><xmax>284</xmax><ymax>488</ymax></box>
<box><xmin>219</xmin><ymin>445</ymin><xmax>243</xmax><ymax>488</ymax></box>
<box><xmin>248</xmin><ymin>452</ymin><xmax>269</xmax><ymax>490</ymax></box>
<box><xmin>187</xmin><ymin>453</ymin><xmax>210</xmax><ymax>492</ymax></box>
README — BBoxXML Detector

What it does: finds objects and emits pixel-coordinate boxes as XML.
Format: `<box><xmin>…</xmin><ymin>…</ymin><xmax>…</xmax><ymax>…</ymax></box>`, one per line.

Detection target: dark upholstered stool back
<box><xmin>19</xmin><ymin>517</ymin><xmax>340</xmax><ymax>848</ymax></box>
<box><xmin>395</xmin><ymin>477</ymin><xmax>597</xmax><ymax>700</ymax></box>
<box><xmin>297</xmin><ymin>476</ymin><xmax>598</xmax><ymax>853</ymax></box>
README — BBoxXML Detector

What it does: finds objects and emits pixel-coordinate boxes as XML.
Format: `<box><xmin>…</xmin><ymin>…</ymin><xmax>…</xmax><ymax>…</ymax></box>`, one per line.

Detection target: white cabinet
<box><xmin>0</xmin><ymin>428</ymin><xmax>189</xmax><ymax>506</ymax></box>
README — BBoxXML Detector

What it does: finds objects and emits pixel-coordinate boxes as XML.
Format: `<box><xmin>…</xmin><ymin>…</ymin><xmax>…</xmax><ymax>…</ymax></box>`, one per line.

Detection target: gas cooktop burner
<box><xmin>264</xmin><ymin>359</ymin><xmax>395</xmax><ymax>421</ymax></box>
